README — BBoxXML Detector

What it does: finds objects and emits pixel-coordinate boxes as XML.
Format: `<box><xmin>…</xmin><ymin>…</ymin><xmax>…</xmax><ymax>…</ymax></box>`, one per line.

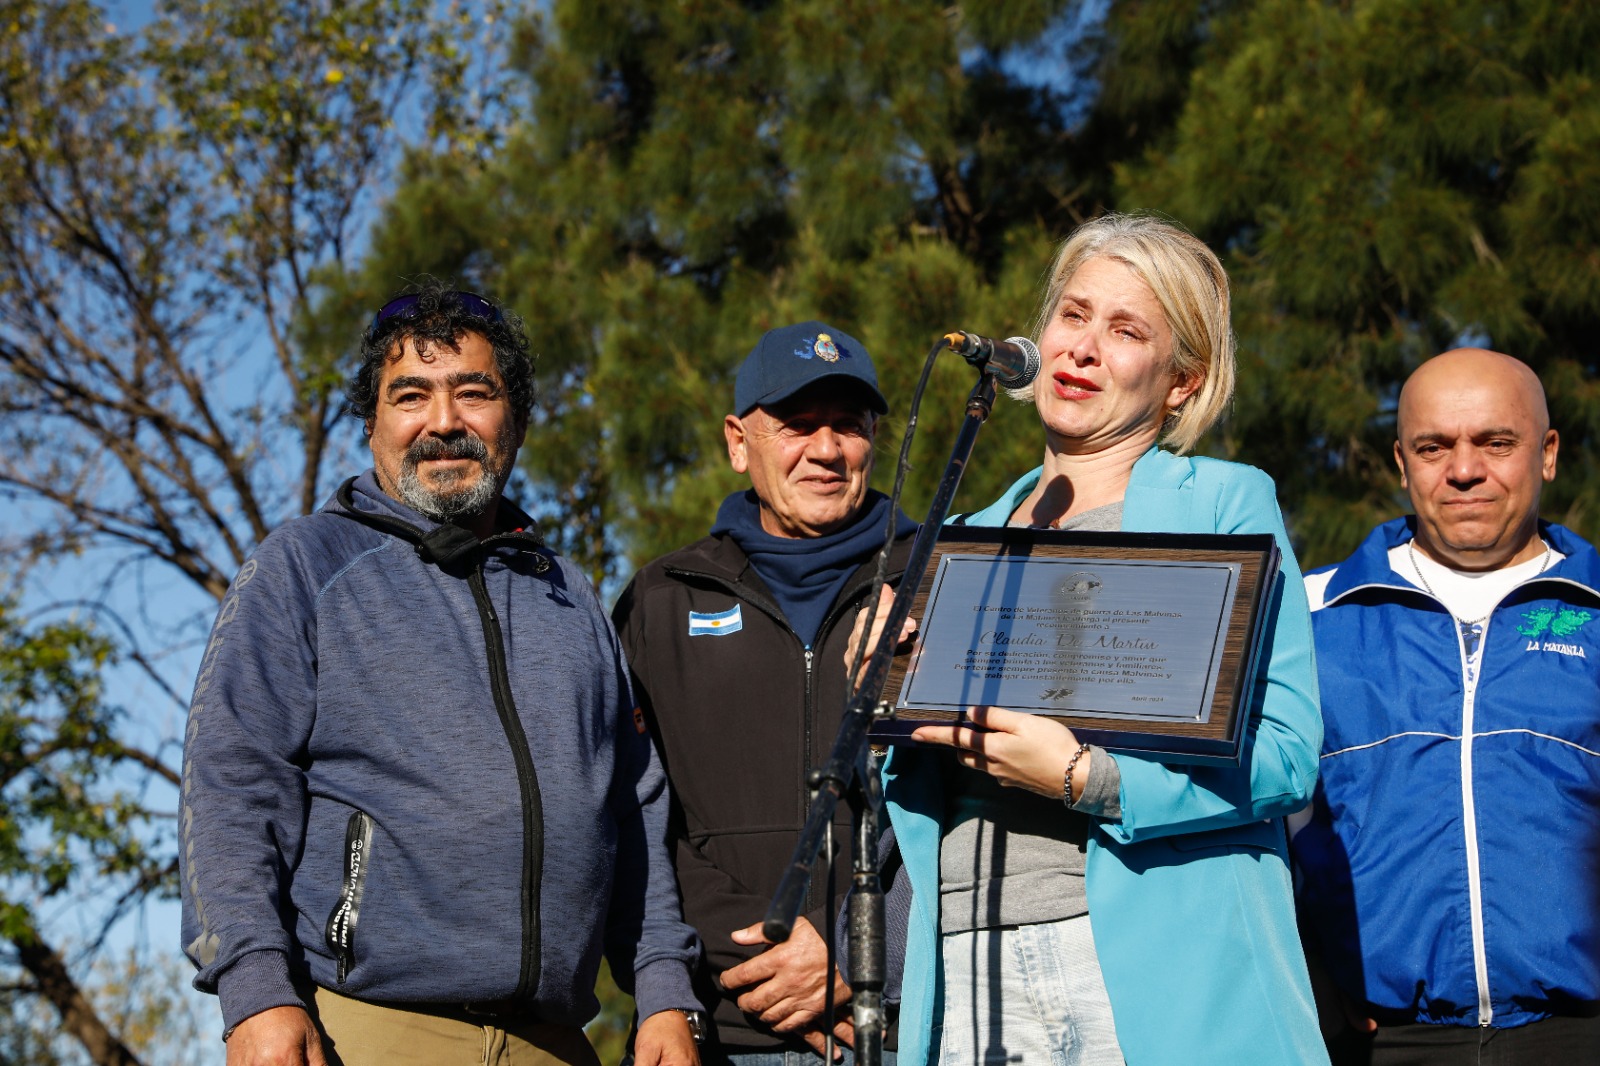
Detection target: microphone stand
<box><xmin>764</xmin><ymin>361</ymin><xmax>1000</xmax><ymax>1066</ymax></box>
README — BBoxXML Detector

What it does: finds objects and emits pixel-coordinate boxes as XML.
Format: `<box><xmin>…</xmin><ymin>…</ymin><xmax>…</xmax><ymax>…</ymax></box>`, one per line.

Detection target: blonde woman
<box><xmin>879</xmin><ymin>215</ymin><xmax>1327</xmax><ymax>1066</ymax></box>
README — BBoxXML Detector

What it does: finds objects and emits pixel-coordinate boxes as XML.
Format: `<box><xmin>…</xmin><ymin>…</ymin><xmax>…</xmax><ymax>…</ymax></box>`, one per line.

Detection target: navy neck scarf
<box><xmin>711</xmin><ymin>489</ymin><xmax>916</xmax><ymax>647</ymax></box>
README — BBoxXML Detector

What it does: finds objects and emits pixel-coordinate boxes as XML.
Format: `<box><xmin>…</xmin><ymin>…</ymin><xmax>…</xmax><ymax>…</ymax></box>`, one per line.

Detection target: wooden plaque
<box><xmin>865</xmin><ymin>527</ymin><xmax>1281</xmax><ymax>765</ymax></box>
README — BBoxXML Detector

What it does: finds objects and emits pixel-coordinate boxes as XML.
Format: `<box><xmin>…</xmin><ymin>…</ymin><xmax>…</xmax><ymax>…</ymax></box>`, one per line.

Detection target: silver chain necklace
<box><xmin>1407</xmin><ymin>539</ymin><xmax>1553</xmax><ymax>625</ymax></box>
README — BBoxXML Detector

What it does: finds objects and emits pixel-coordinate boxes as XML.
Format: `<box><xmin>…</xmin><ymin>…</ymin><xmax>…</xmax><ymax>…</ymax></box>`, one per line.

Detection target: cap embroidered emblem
<box><xmin>813</xmin><ymin>333</ymin><xmax>841</xmax><ymax>362</ymax></box>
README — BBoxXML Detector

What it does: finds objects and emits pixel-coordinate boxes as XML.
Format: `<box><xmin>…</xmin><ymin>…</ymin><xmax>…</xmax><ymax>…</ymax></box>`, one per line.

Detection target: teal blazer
<box><xmin>883</xmin><ymin>448</ymin><xmax>1329</xmax><ymax>1065</ymax></box>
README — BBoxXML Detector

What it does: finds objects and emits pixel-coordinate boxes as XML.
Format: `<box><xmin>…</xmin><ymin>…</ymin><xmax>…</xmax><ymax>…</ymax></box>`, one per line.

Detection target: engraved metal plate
<box><xmin>901</xmin><ymin>554</ymin><xmax>1239</xmax><ymax>721</ymax></box>
<box><xmin>867</xmin><ymin>527</ymin><xmax>1281</xmax><ymax>765</ymax></box>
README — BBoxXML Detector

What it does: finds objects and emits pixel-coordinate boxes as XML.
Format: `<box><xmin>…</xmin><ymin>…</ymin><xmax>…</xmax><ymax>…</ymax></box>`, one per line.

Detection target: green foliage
<box><xmin>335</xmin><ymin>0</ymin><xmax>1123</xmax><ymax>583</ymax></box>
<box><xmin>0</xmin><ymin>603</ymin><xmax>146</xmax><ymax>901</ymax></box>
<box><xmin>5</xmin><ymin>0</ymin><xmax>1597</xmax><ymax>1059</ymax></box>
<box><xmin>0</xmin><ymin>601</ymin><xmax>185</xmax><ymax>1066</ymax></box>
<box><xmin>585</xmin><ymin>958</ymin><xmax>633</xmax><ymax>1066</ymax></box>
<box><xmin>1118</xmin><ymin>0</ymin><xmax>1600</xmax><ymax>566</ymax></box>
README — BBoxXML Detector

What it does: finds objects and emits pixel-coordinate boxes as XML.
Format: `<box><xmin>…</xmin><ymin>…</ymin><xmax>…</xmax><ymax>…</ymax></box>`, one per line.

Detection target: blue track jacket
<box><xmin>179</xmin><ymin>472</ymin><xmax>699</xmax><ymax>1033</ymax></box>
<box><xmin>1295</xmin><ymin>517</ymin><xmax>1600</xmax><ymax>1028</ymax></box>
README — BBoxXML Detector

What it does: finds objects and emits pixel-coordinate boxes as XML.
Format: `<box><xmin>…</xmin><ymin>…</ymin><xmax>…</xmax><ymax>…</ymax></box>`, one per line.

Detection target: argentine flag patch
<box><xmin>688</xmin><ymin>605</ymin><xmax>743</xmax><ymax>637</ymax></box>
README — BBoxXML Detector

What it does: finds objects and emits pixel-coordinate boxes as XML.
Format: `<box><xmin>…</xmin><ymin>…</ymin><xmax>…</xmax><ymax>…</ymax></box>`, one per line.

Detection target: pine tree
<box><xmin>1117</xmin><ymin>0</ymin><xmax>1600</xmax><ymax>565</ymax></box>
<box><xmin>338</xmin><ymin>0</ymin><xmax>1142</xmax><ymax>582</ymax></box>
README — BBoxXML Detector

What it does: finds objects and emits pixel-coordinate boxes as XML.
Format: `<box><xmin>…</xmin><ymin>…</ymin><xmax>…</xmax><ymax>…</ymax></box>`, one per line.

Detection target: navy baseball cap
<box><xmin>733</xmin><ymin>321</ymin><xmax>889</xmax><ymax>416</ymax></box>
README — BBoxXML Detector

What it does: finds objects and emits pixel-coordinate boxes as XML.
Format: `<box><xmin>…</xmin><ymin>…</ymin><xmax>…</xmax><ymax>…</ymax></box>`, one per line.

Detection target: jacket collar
<box><xmin>663</xmin><ymin>522</ymin><xmax>916</xmax><ymax>590</ymax></box>
<box><xmin>328</xmin><ymin>470</ymin><xmax>545</xmax><ymax>572</ymax></box>
<box><xmin>967</xmin><ymin>447</ymin><xmax>1195</xmax><ymax>531</ymax></box>
<box><xmin>1122</xmin><ymin>447</ymin><xmax>1198</xmax><ymax>532</ymax></box>
<box><xmin>663</xmin><ymin>530</ymin><xmax>764</xmax><ymax>588</ymax></box>
<box><xmin>1325</xmin><ymin>514</ymin><xmax>1600</xmax><ymax>605</ymax></box>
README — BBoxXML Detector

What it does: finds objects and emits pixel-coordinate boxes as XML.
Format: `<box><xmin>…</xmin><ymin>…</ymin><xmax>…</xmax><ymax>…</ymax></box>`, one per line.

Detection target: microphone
<box><xmin>943</xmin><ymin>331</ymin><xmax>1041</xmax><ymax>390</ymax></box>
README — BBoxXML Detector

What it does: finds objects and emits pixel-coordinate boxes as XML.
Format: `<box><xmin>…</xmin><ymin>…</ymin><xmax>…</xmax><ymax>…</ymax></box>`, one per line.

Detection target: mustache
<box><xmin>403</xmin><ymin>434</ymin><xmax>489</xmax><ymax>466</ymax></box>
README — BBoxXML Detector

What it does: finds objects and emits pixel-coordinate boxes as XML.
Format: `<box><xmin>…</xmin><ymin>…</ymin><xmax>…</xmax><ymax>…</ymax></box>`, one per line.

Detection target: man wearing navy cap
<box><xmin>613</xmin><ymin>322</ymin><xmax>915</xmax><ymax>1063</ymax></box>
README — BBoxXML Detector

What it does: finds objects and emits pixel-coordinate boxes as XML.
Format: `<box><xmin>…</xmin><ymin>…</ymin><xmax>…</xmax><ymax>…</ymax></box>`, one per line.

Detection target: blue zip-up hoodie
<box><xmin>1294</xmin><ymin>516</ymin><xmax>1600</xmax><ymax>1028</ymax></box>
<box><xmin>179</xmin><ymin>472</ymin><xmax>699</xmax><ymax>1033</ymax></box>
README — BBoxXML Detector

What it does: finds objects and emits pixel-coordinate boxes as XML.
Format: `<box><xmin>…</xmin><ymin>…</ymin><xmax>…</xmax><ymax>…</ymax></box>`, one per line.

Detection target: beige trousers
<box><xmin>306</xmin><ymin>984</ymin><xmax>601</xmax><ymax>1066</ymax></box>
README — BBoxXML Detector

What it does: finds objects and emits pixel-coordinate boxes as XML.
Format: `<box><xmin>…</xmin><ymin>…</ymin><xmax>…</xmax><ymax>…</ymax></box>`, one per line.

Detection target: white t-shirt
<box><xmin>1387</xmin><ymin>541</ymin><xmax>1564</xmax><ymax>624</ymax></box>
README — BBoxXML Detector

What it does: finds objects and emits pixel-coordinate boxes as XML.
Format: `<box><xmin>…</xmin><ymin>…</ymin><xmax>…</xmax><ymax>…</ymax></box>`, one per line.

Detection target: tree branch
<box><xmin>10</xmin><ymin>913</ymin><xmax>145</xmax><ymax>1066</ymax></box>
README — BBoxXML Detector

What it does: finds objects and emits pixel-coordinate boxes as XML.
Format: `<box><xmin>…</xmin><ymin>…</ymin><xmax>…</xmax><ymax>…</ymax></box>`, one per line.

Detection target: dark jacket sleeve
<box><xmin>600</xmin><ymin>605</ymin><xmax>703</xmax><ymax>1020</ymax></box>
<box><xmin>179</xmin><ymin>535</ymin><xmax>319</xmax><ymax>1033</ymax></box>
<box><xmin>613</xmin><ymin>575</ymin><xmax>781</xmax><ymax>979</ymax></box>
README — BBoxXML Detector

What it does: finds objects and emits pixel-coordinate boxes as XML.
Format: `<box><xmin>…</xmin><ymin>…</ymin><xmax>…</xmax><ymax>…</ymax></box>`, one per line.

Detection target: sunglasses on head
<box><xmin>369</xmin><ymin>290</ymin><xmax>504</xmax><ymax>333</ymax></box>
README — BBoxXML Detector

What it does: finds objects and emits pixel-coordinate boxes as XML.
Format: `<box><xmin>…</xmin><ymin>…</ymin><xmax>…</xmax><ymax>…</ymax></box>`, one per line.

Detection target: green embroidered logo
<box><xmin>1519</xmin><ymin>607</ymin><xmax>1556</xmax><ymax>637</ymax></box>
<box><xmin>1518</xmin><ymin>607</ymin><xmax>1593</xmax><ymax>639</ymax></box>
<box><xmin>1553</xmin><ymin>609</ymin><xmax>1594</xmax><ymax>637</ymax></box>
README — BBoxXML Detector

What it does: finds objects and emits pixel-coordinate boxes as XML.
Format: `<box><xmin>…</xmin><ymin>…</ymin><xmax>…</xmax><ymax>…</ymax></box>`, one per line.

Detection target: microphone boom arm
<box><xmin>763</xmin><ymin>355</ymin><xmax>1001</xmax><ymax>1066</ymax></box>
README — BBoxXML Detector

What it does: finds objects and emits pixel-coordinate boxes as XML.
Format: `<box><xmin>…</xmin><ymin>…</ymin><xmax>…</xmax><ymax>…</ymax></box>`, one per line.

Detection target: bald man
<box><xmin>1290</xmin><ymin>349</ymin><xmax>1600</xmax><ymax>1065</ymax></box>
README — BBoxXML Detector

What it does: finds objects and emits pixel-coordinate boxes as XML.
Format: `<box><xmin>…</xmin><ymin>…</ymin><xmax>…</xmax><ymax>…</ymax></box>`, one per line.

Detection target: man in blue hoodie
<box><xmin>180</xmin><ymin>283</ymin><xmax>702</xmax><ymax>1066</ymax></box>
<box><xmin>613</xmin><ymin>323</ymin><xmax>914</xmax><ymax>1064</ymax></box>
<box><xmin>1293</xmin><ymin>348</ymin><xmax>1600</xmax><ymax>1065</ymax></box>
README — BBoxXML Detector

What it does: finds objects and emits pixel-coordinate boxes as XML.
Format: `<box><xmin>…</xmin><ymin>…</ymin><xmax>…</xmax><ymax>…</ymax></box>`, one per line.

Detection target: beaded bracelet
<box><xmin>1062</xmin><ymin>742</ymin><xmax>1093</xmax><ymax>807</ymax></box>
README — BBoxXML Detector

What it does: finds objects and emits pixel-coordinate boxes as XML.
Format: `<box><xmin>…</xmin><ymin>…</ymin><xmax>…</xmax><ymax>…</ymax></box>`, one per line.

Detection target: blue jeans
<box><xmin>724</xmin><ymin>1050</ymin><xmax>896</xmax><ymax>1066</ymax></box>
<box><xmin>937</xmin><ymin>915</ymin><xmax>1124</xmax><ymax>1066</ymax></box>
<box><xmin>623</xmin><ymin>1042</ymin><xmax>895</xmax><ymax>1066</ymax></box>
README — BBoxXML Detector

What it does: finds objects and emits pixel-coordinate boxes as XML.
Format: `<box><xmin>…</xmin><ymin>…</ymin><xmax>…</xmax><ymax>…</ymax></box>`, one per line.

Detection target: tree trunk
<box><xmin>11</xmin><ymin>921</ymin><xmax>145</xmax><ymax>1066</ymax></box>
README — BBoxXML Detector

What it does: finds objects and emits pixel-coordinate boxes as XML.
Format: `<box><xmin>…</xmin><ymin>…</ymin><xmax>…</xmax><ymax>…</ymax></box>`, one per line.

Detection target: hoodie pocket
<box><xmin>323</xmin><ymin>810</ymin><xmax>374</xmax><ymax>983</ymax></box>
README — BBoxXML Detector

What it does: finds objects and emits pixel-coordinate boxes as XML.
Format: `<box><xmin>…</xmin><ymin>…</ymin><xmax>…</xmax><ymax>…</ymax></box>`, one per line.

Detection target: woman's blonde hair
<box><xmin>1021</xmin><ymin>213</ymin><xmax>1235</xmax><ymax>454</ymax></box>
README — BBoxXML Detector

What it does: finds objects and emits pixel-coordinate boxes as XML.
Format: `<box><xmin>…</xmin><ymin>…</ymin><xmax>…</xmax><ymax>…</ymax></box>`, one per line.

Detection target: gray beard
<box><xmin>395</xmin><ymin>431</ymin><xmax>511</xmax><ymax>522</ymax></box>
